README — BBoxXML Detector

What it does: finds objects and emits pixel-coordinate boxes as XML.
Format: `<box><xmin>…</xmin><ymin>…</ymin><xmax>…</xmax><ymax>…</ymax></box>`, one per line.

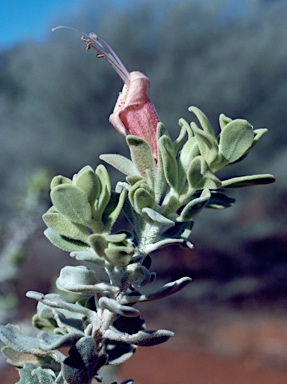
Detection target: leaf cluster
<box><xmin>102</xmin><ymin>107</ymin><xmax>274</xmax><ymax>254</ymax></box>
<box><xmin>0</xmin><ymin>104</ymin><xmax>275</xmax><ymax>383</ymax></box>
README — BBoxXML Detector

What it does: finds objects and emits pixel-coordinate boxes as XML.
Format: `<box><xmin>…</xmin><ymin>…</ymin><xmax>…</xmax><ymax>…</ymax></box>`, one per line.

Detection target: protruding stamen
<box><xmin>52</xmin><ymin>26</ymin><xmax>130</xmax><ymax>85</ymax></box>
<box><xmin>87</xmin><ymin>32</ymin><xmax>130</xmax><ymax>85</ymax></box>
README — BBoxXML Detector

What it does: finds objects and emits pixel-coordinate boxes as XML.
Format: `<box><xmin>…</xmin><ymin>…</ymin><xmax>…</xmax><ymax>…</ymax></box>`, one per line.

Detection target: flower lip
<box><xmin>52</xmin><ymin>26</ymin><xmax>130</xmax><ymax>85</ymax></box>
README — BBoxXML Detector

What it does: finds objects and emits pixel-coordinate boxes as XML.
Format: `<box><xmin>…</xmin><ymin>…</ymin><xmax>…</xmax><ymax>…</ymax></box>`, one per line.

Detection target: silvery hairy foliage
<box><xmin>0</xmin><ymin>29</ymin><xmax>275</xmax><ymax>384</ymax></box>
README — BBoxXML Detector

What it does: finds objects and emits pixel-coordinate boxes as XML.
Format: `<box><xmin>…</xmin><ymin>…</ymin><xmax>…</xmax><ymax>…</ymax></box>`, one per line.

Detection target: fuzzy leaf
<box><xmin>104</xmin><ymin>246</ymin><xmax>133</xmax><ymax>267</ymax></box>
<box><xmin>187</xmin><ymin>156</ymin><xmax>221</xmax><ymax>190</ymax></box>
<box><xmin>2</xmin><ymin>348</ymin><xmax>61</xmax><ymax>374</ymax></box>
<box><xmin>44</xmin><ymin>228</ymin><xmax>91</xmax><ymax>252</ymax></box>
<box><xmin>124</xmin><ymin>277</ymin><xmax>192</xmax><ymax>304</ymax></box>
<box><xmin>152</xmin><ymin>125</ymin><xmax>168</xmax><ymax>200</ymax></box>
<box><xmin>62</xmin><ymin>337</ymin><xmax>103</xmax><ymax>384</ymax></box>
<box><xmin>74</xmin><ymin>166</ymin><xmax>100</xmax><ymax>204</ymax></box>
<box><xmin>132</xmin><ymin>187</ymin><xmax>155</xmax><ymax>214</ymax></box>
<box><xmin>0</xmin><ymin>325</ymin><xmax>64</xmax><ymax>369</ymax></box>
<box><xmin>2</xmin><ymin>347</ymin><xmax>39</xmax><ymax>367</ymax></box>
<box><xmin>70</xmin><ymin>251</ymin><xmax>106</xmax><ymax>267</ymax></box>
<box><xmin>32</xmin><ymin>314</ymin><xmax>57</xmax><ymax>333</ymax></box>
<box><xmin>0</xmin><ymin>324</ymin><xmax>41</xmax><ymax>354</ymax></box>
<box><xmin>37</xmin><ymin>331</ymin><xmax>83</xmax><ymax>351</ymax></box>
<box><xmin>173</xmin><ymin>124</ymin><xmax>188</xmax><ymax>154</ymax></box>
<box><xmin>252</xmin><ymin>128</ymin><xmax>267</xmax><ymax>146</ymax></box>
<box><xmin>179</xmin><ymin>137</ymin><xmax>199</xmax><ymax>171</ymax></box>
<box><xmin>50</xmin><ymin>175</ymin><xmax>71</xmax><ymax>189</ymax></box>
<box><xmin>34</xmin><ymin>300</ymin><xmax>85</xmax><ymax>334</ymax></box>
<box><xmin>157</xmin><ymin>122</ymin><xmax>170</xmax><ymax>139</ymax></box>
<box><xmin>99</xmin><ymin>297</ymin><xmax>140</xmax><ymax>317</ymax></box>
<box><xmin>56</xmin><ymin>266</ymin><xmax>100</xmax><ymax>294</ymax></box>
<box><xmin>105</xmin><ymin>340</ymin><xmax>137</xmax><ymax>366</ymax></box>
<box><xmin>219</xmin><ymin>113</ymin><xmax>232</xmax><ymax>130</ymax></box>
<box><xmin>126</xmin><ymin>264</ymin><xmax>153</xmax><ymax>287</ymax></box>
<box><xmin>158</xmin><ymin>135</ymin><xmax>178</xmax><ymax>190</ymax></box>
<box><xmin>106</xmin><ymin>233</ymin><xmax>128</xmax><ymax>243</ymax></box>
<box><xmin>100</xmin><ymin>154</ymin><xmax>140</xmax><ymax>177</ymax></box>
<box><xmin>26</xmin><ymin>292</ymin><xmax>95</xmax><ymax>321</ymax></box>
<box><xmin>144</xmin><ymin>237</ymin><xmax>193</xmax><ymax>254</ymax></box>
<box><xmin>191</xmin><ymin>122</ymin><xmax>218</xmax><ymax>164</ymax></box>
<box><xmin>105</xmin><ymin>329</ymin><xmax>174</xmax><ymax>347</ymax></box>
<box><xmin>29</xmin><ymin>367</ymin><xmax>56</xmax><ymax>384</ymax></box>
<box><xmin>95</xmin><ymin>164</ymin><xmax>112</xmax><ymax>218</ymax></box>
<box><xmin>219</xmin><ymin>119</ymin><xmax>254</xmax><ymax>163</ymax></box>
<box><xmin>126</xmin><ymin>135</ymin><xmax>155</xmax><ymax>180</ymax></box>
<box><xmin>126</xmin><ymin>175</ymin><xmax>143</xmax><ymax>186</ymax></box>
<box><xmin>88</xmin><ymin>234</ymin><xmax>107</xmax><ymax>256</ymax></box>
<box><xmin>102</xmin><ymin>189</ymin><xmax>127</xmax><ymax>230</ymax></box>
<box><xmin>105</xmin><ymin>317</ymin><xmax>144</xmax><ymax>365</ymax></box>
<box><xmin>221</xmin><ymin>174</ymin><xmax>275</xmax><ymax>188</ymax></box>
<box><xmin>43</xmin><ymin>208</ymin><xmax>89</xmax><ymax>242</ymax></box>
<box><xmin>131</xmin><ymin>329</ymin><xmax>174</xmax><ymax>347</ymax></box>
<box><xmin>177</xmin><ymin>189</ymin><xmax>211</xmax><ymax>222</ymax></box>
<box><xmin>16</xmin><ymin>364</ymin><xmax>56</xmax><ymax>384</ymax></box>
<box><xmin>51</xmin><ymin>184</ymin><xmax>92</xmax><ymax>224</ymax></box>
<box><xmin>142</xmin><ymin>208</ymin><xmax>174</xmax><ymax>230</ymax></box>
<box><xmin>189</xmin><ymin>106</ymin><xmax>215</xmax><ymax>137</ymax></box>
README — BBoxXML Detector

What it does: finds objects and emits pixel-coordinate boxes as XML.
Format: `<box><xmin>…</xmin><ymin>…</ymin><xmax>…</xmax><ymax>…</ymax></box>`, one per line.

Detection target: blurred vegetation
<box><xmin>1</xmin><ymin>0</ymin><xmax>287</xmax><ymax>307</ymax></box>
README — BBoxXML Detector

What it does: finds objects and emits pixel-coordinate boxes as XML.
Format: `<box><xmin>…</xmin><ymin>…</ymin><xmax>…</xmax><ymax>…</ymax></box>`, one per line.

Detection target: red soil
<box><xmin>119</xmin><ymin>343</ymin><xmax>287</xmax><ymax>384</ymax></box>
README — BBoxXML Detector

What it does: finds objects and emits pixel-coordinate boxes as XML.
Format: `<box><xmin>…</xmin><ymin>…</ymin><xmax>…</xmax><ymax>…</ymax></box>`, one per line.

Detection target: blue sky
<box><xmin>0</xmin><ymin>0</ymin><xmax>108</xmax><ymax>49</ymax></box>
<box><xmin>0</xmin><ymin>0</ymin><xmax>84</xmax><ymax>50</ymax></box>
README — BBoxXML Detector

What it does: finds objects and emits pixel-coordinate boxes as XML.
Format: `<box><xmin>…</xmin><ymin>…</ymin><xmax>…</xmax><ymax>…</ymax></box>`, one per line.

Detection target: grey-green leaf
<box><xmin>221</xmin><ymin>174</ymin><xmax>275</xmax><ymax>188</ymax></box>
<box><xmin>105</xmin><ymin>329</ymin><xmax>174</xmax><ymax>347</ymax></box>
<box><xmin>95</xmin><ymin>164</ymin><xmax>111</xmax><ymax>218</ymax></box>
<box><xmin>2</xmin><ymin>347</ymin><xmax>39</xmax><ymax>367</ymax></box>
<box><xmin>219</xmin><ymin>119</ymin><xmax>254</xmax><ymax>163</ymax></box>
<box><xmin>74</xmin><ymin>166</ymin><xmax>100</xmax><ymax>204</ymax></box>
<box><xmin>44</xmin><ymin>228</ymin><xmax>90</xmax><ymax>252</ymax></box>
<box><xmin>142</xmin><ymin>208</ymin><xmax>174</xmax><ymax>230</ymax></box>
<box><xmin>158</xmin><ymin>135</ymin><xmax>178</xmax><ymax>190</ymax></box>
<box><xmin>219</xmin><ymin>113</ymin><xmax>232</xmax><ymax>130</ymax></box>
<box><xmin>102</xmin><ymin>188</ymin><xmax>127</xmax><ymax>230</ymax></box>
<box><xmin>189</xmin><ymin>106</ymin><xmax>215</xmax><ymax>137</ymax></box>
<box><xmin>124</xmin><ymin>277</ymin><xmax>192</xmax><ymax>304</ymax></box>
<box><xmin>16</xmin><ymin>364</ymin><xmax>56</xmax><ymax>384</ymax></box>
<box><xmin>43</xmin><ymin>209</ymin><xmax>89</xmax><ymax>242</ymax></box>
<box><xmin>177</xmin><ymin>188</ymin><xmax>211</xmax><ymax>222</ymax></box>
<box><xmin>100</xmin><ymin>154</ymin><xmax>140</xmax><ymax>177</ymax></box>
<box><xmin>51</xmin><ymin>184</ymin><xmax>92</xmax><ymax>224</ymax></box>
<box><xmin>38</xmin><ymin>331</ymin><xmax>83</xmax><ymax>351</ymax></box>
<box><xmin>126</xmin><ymin>135</ymin><xmax>155</xmax><ymax>181</ymax></box>
<box><xmin>62</xmin><ymin>337</ymin><xmax>101</xmax><ymax>384</ymax></box>
<box><xmin>70</xmin><ymin>251</ymin><xmax>106</xmax><ymax>267</ymax></box>
<box><xmin>56</xmin><ymin>266</ymin><xmax>100</xmax><ymax>294</ymax></box>
<box><xmin>191</xmin><ymin>122</ymin><xmax>218</xmax><ymax>164</ymax></box>
<box><xmin>99</xmin><ymin>297</ymin><xmax>140</xmax><ymax>317</ymax></box>
<box><xmin>104</xmin><ymin>246</ymin><xmax>133</xmax><ymax>267</ymax></box>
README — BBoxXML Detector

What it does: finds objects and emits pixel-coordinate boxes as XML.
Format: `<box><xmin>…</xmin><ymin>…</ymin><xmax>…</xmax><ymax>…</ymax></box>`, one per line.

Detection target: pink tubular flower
<box><xmin>53</xmin><ymin>27</ymin><xmax>159</xmax><ymax>160</ymax></box>
<box><xmin>109</xmin><ymin>71</ymin><xmax>159</xmax><ymax>161</ymax></box>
